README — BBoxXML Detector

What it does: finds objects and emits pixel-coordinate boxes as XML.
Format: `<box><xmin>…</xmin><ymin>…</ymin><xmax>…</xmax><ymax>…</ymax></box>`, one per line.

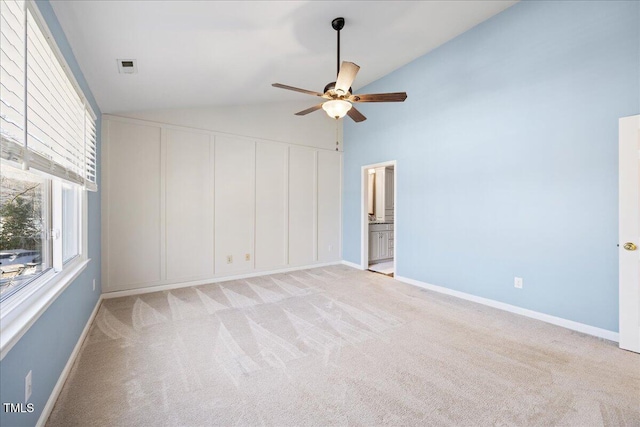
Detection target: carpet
<box><xmin>47</xmin><ymin>265</ymin><xmax>640</xmax><ymax>426</ymax></box>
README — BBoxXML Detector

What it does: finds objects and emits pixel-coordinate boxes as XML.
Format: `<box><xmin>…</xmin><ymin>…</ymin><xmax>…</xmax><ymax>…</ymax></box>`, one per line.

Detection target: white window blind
<box><xmin>26</xmin><ymin>8</ymin><xmax>85</xmax><ymax>184</ymax></box>
<box><xmin>85</xmin><ymin>109</ymin><xmax>97</xmax><ymax>191</ymax></box>
<box><xmin>0</xmin><ymin>3</ymin><xmax>98</xmax><ymax>191</ymax></box>
<box><xmin>0</xmin><ymin>0</ymin><xmax>25</xmax><ymax>152</ymax></box>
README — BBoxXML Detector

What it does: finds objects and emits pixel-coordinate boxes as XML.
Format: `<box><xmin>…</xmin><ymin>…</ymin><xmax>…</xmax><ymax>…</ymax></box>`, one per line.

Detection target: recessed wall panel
<box><xmin>215</xmin><ymin>136</ymin><xmax>255</xmax><ymax>274</ymax></box>
<box><xmin>165</xmin><ymin>129</ymin><xmax>213</xmax><ymax>281</ymax></box>
<box><xmin>255</xmin><ymin>143</ymin><xmax>288</xmax><ymax>269</ymax></box>
<box><xmin>289</xmin><ymin>147</ymin><xmax>316</xmax><ymax>266</ymax></box>
<box><xmin>317</xmin><ymin>151</ymin><xmax>341</xmax><ymax>262</ymax></box>
<box><xmin>106</xmin><ymin>120</ymin><xmax>161</xmax><ymax>290</ymax></box>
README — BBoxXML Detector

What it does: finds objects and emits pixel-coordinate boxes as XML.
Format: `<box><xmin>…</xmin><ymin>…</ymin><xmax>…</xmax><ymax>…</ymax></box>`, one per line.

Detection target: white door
<box><xmin>619</xmin><ymin>115</ymin><xmax>640</xmax><ymax>353</ymax></box>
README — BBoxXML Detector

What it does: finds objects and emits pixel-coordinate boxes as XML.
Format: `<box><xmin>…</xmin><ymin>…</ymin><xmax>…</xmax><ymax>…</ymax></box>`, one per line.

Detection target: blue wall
<box><xmin>343</xmin><ymin>1</ymin><xmax>639</xmax><ymax>332</ymax></box>
<box><xmin>0</xmin><ymin>1</ymin><xmax>101</xmax><ymax>426</ymax></box>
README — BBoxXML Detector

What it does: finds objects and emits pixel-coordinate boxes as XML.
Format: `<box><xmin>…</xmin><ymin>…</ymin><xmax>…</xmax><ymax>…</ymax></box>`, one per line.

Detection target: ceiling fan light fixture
<box><xmin>322</xmin><ymin>99</ymin><xmax>352</xmax><ymax>119</ymax></box>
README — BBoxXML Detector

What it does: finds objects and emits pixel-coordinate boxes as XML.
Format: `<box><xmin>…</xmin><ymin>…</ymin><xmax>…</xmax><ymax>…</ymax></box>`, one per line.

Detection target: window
<box><xmin>0</xmin><ymin>161</ymin><xmax>86</xmax><ymax>303</ymax></box>
<box><xmin>0</xmin><ymin>0</ymin><xmax>96</xmax><ymax>329</ymax></box>
<box><xmin>0</xmin><ymin>164</ymin><xmax>50</xmax><ymax>301</ymax></box>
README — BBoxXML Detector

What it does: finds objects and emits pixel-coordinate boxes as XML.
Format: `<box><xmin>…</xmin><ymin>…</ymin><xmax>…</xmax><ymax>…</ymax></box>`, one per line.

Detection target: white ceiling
<box><xmin>51</xmin><ymin>1</ymin><xmax>517</xmax><ymax>114</ymax></box>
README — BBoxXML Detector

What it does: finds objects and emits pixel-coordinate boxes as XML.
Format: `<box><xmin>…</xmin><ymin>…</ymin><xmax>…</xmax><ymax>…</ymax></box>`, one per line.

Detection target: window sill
<box><xmin>0</xmin><ymin>258</ymin><xmax>91</xmax><ymax>360</ymax></box>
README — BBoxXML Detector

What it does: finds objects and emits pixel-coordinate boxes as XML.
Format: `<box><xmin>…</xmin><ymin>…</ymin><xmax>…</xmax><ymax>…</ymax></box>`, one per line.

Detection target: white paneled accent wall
<box><xmin>102</xmin><ymin>115</ymin><xmax>342</xmax><ymax>293</ymax></box>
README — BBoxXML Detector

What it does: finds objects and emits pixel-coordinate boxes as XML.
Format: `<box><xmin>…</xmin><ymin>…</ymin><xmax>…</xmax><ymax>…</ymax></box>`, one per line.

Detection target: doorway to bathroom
<box><xmin>361</xmin><ymin>161</ymin><xmax>396</xmax><ymax>276</ymax></box>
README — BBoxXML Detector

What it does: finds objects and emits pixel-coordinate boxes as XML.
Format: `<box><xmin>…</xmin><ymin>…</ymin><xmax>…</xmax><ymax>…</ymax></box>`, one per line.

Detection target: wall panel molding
<box><xmin>102</xmin><ymin>114</ymin><xmax>341</xmax><ymax>293</ymax></box>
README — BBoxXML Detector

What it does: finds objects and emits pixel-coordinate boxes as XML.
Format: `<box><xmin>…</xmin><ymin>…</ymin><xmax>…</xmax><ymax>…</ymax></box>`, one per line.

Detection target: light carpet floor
<box><xmin>47</xmin><ymin>265</ymin><xmax>640</xmax><ymax>426</ymax></box>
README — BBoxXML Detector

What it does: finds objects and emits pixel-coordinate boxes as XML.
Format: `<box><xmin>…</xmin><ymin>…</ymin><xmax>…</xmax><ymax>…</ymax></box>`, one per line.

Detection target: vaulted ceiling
<box><xmin>51</xmin><ymin>1</ymin><xmax>516</xmax><ymax>114</ymax></box>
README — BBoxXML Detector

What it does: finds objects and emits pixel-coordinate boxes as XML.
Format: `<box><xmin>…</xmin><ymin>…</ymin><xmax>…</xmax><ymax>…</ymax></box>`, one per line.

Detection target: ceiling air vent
<box><xmin>117</xmin><ymin>59</ymin><xmax>137</xmax><ymax>74</ymax></box>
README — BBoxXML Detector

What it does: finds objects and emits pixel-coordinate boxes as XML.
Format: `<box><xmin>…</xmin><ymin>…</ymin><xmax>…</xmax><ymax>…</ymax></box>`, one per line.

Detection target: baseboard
<box><xmin>341</xmin><ymin>260</ymin><xmax>365</xmax><ymax>270</ymax></box>
<box><xmin>36</xmin><ymin>296</ymin><xmax>102</xmax><ymax>427</ymax></box>
<box><xmin>395</xmin><ymin>275</ymin><xmax>619</xmax><ymax>343</ymax></box>
<box><xmin>102</xmin><ymin>261</ymin><xmax>342</xmax><ymax>299</ymax></box>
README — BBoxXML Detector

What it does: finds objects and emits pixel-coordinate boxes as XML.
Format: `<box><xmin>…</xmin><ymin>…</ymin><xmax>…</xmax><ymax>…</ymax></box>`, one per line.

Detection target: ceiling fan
<box><xmin>272</xmin><ymin>17</ymin><xmax>407</xmax><ymax>123</ymax></box>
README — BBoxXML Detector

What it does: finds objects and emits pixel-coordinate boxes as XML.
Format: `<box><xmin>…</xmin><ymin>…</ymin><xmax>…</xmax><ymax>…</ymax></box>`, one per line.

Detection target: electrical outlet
<box><xmin>226</xmin><ymin>255</ymin><xmax>233</xmax><ymax>264</ymax></box>
<box><xmin>93</xmin><ymin>279</ymin><xmax>96</xmax><ymax>291</ymax></box>
<box><xmin>514</xmin><ymin>277</ymin><xmax>523</xmax><ymax>289</ymax></box>
<box><xmin>245</xmin><ymin>254</ymin><xmax>250</xmax><ymax>261</ymax></box>
<box><xmin>328</xmin><ymin>245</ymin><xmax>332</xmax><ymax>252</ymax></box>
<box><xmin>25</xmin><ymin>370</ymin><xmax>32</xmax><ymax>403</ymax></box>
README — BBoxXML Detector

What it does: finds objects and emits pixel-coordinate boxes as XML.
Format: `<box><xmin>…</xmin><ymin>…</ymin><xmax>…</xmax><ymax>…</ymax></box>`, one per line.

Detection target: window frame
<box><xmin>0</xmin><ymin>0</ymin><xmax>92</xmax><ymax>360</ymax></box>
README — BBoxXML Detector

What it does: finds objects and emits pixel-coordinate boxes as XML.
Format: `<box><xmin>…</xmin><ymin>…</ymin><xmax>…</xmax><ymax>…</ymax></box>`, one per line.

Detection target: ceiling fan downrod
<box><xmin>332</xmin><ymin>17</ymin><xmax>345</xmax><ymax>77</ymax></box>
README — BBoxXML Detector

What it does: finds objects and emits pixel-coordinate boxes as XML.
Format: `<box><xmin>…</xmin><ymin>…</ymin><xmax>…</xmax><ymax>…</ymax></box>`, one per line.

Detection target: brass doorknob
<box><xmin>624</xmin><ymin>242</ymin><xmax>637</xmax><ymax>251</ymax></box>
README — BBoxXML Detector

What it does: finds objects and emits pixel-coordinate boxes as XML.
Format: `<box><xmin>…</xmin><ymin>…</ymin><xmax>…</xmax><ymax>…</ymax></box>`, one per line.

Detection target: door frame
<box><xmin>619</xmin><ymin>115</ymin><xmax>640</xmax><ymax>352</ymax></box>
<box><xmin>361</xmin><ymin>160</ymin><xmax>397</xmax><ymax>271</ymax></box>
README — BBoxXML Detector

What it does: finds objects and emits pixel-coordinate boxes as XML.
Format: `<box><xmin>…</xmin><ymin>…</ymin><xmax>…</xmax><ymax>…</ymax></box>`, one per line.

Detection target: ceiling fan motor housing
<box><xmin>323</xmin><ymin>81</ymin><xmax>352</xmax><ymax>98</ymax></box>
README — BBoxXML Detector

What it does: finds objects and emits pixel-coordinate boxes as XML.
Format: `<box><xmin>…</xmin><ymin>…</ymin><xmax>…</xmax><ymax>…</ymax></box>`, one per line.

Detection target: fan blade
<box><xmin>295</xmin><ymin>104</ymin><xmax>324</xmax><ymax>116</ymax></box>
<box><xmin>335</xmin><ymin>62</ymin><xmax>360</xmax><ymax>95</ymax></box>
<box><xmin>347</xmin><ymin>106</ymin><xmax>367</xmax><ymax>123</ymax></box>
<box><xmin>272</xmin><ymin>83</ymin><xmax>324</xmax><ymax>97</ymax></box>
<box><xmin>350</xmin><ymin>92</ymin><xmax>407</xmax><ymax>103</ymax></box>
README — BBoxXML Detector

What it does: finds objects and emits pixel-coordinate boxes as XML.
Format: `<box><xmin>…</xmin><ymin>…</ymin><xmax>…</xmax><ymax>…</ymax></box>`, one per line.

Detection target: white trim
<box><xmin>101</xmin><ymin>120</ymin><xmax>110</xmax><ymax>293</ymax></box>
<box><xmin>0</xmin><ymin>258</ymin><xmax>90</xmax><ymax>360</ymax></box>
<box><xmin>52</xmin><ymin>182</ymin><xmax>63</xmax><ymax>271</ymax></box>
<box><xmin>35</xmin><ymin>295</ymin><xmax>101</xmax><ymax>427</ymax></box>
<box><xmin>313</xmin><ymin>151</ymin><xmax>319</xmax><ymax>262</ymax></box>
<box><xmin>210</xmin><ymin>135</ymin><xmax>216</xmax><ymax>274</ymax></box>
<box><xmin>341</xmin><ymin>260</ymin><xmax>365</xmax><ymax>270</ymax></box>
<box><xmin>81</xmin><ymin>184</ymin><xmax>88</xmax><ymax>262</ymax></box>
<box><xmin>339</xmin><ymin>150</ymin><xmax>344</xmax><ymax>261</ymax></box>
<box><xmin>160</xmin><ymin>128</ymin><xmax>167</xmax><ymax>282</ymax></box>
<box><xmin>395</xmin><ymin>275</ymin><xmax>619</xmax><ymax>342</ymax></box>
<box><xmin>284</xmin><ymin>146</ymin><xmax>290</xmax><ymax>265</ymax></box>
<box><xmin>102</xmin><ymin>261</ymin><xmax>341</xmax><ymax>299</ymax></box>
